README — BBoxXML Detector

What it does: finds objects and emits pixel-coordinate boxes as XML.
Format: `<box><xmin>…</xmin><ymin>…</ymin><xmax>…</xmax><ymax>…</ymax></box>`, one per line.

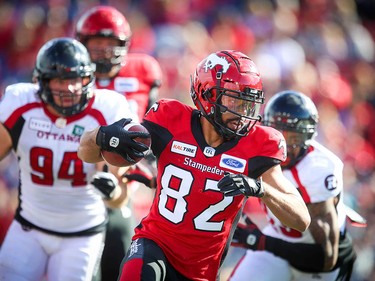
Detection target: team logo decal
<box><xmin>145</xmin><ymin>102</ymin><xmax>159</xmax><ymax>116</ymax></box>
<box><xmin>204</xmin><ymin>54</ymin><xmax>231</xmax><ymax>73</ymax></box>
<box><xmin>325</xmin><ymin>175</ymin><xmax>338</xmax><ymax>191</ymax></box>
<box><xmin>29</xmin><ymin>118</ymin><xmax>52</xmax><ymax>132</ymax></box>
<box><xmin>114</xmin><ymin>77</ymin><xmax>139</xmax><ymax>93</ymax></box>
<box><xmin>219</xmin><ymin>154</ymin><xmax>246</xmax><ymax>173</ymax></box>
<box><xmin>203</xmin><ymin>146</ymin><xmax>216</xmax><ymax>157</ymax></box>
<box><xmin>171</xmin><ymin>141</ymin><xmax>197</xmax><ymax>157</ymax></box>
<box><xmin>72</xmin><ymin>125</ymin><xmax>84</xmax><ymax>137</ymax></box>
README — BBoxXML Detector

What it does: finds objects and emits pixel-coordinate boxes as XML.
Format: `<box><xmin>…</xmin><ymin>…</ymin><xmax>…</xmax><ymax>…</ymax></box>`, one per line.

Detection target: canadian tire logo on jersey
<box><xmin>171</xmin><ymin>141</ymin><xmax>197</xmax><ymax>157</ymax></box>
<box><xmin>219</xmin><ymin>154</ymin><xmax>246</xmax><ymax>173</ymax></box>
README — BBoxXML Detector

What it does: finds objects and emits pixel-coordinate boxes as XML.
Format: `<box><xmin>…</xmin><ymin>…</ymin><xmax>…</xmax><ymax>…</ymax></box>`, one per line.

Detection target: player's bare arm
<box><xmin>307</xmin><ymin>197</ymin><xmax>340</xmax><ymax>270</ymax></box>
<box><xmin>78</xmin><ymin>127</ymin><xmax>102</xmax><ymax>163</ymax></box>
<box><xmin>0</xmin><ymin>123</ymin><xmax>12</xmax><ymax>160</ymax></box>
<box><xmin>261</xmin><ymin>165</ymin><xmax>311</xmax><ymax>232</ymax></box>
<box><xmin>79</xmin><ymin>128</ymin><xmax>129</xmax><ymax>208</ymax></box>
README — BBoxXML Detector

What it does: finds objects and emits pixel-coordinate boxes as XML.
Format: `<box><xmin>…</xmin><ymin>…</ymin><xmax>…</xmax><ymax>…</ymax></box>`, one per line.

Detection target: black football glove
<box><xmin>91</xmin><ymin>171</ymin><xmax>119</xmax><ymax>200</ymax></box>
<box><xmin>123</xmin><ymin>162</ymin><xmax>156</xmax><ymax>188</ymax></box>
<box><xmin>96</xmin><ymin>118</ymin><xmax>151</xmax><ymax>164</ymax></box>
<box><xmin>232</xmin><ymin>216</ymin><xmax>266</xmax><ymax>250</ymax></box>
<box><xmin>218</xmin><ymin>173</ymin><xmax>264</xmax><ymax>197</ymax></box>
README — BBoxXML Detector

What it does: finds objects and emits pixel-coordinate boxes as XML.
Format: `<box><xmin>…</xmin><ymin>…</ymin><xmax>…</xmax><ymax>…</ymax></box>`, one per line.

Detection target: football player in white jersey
<box><xmin>0</xmin><ymin>38</ymin><xmax>146</xmax><ymax>281</ymax></box>
<box><xmin>229</xmin><ymin>91</ymin><xmax>356</xmax><ymax>281</ymax></box>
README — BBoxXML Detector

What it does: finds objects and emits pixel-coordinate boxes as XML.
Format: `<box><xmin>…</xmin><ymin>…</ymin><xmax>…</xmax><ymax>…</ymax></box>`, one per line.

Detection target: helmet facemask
<box><xmin>263</xmin><ymin>90</ymin><xmax>319</xmax><ymax>168</ymax></box>
<box><xmin>39</xmin><ymin>76</ymin><xmax>95</xmax><ymax>117</ymax></box>
<box><xmin>82</xmin><ymin>36</ymin><xmax>130</xmax><ymax>74</ymax></box>
<box><xmin>207</xmin><ymin>86</ymin><xmax>264</xmax><ymax>139</ymax></box>
<box><xmin>264</xmin><ymin>114</ymin><xmax>317</xmax><ymax>168</ymax></box>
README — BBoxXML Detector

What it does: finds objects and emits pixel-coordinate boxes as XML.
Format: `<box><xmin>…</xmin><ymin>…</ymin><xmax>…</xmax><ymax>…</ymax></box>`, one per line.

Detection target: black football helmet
<box><xmin>263</xmin><ymin>90</ymin><xmax>319</xmax><ymax>167</ymax></box>
<box><xmin>191</xmin><ymin>50</ymin><xmax>264</xmax><ymax>140</ymax></box>
<box><xmin>34</xmin><ymin>37</ymin><xmax>96</xmax><ymax>116</ymax></box>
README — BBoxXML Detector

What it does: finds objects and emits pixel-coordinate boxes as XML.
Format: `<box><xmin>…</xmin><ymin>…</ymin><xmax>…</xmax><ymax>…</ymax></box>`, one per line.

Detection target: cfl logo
<box><xmin>203</xmin><ymin>146</ymin><xmax>215</xmax><ymax>157</ymax></box>
<box><xmin>109</xmin><ymin>137</ymin><xmax>120</xmax><ymax>148</ymax></box>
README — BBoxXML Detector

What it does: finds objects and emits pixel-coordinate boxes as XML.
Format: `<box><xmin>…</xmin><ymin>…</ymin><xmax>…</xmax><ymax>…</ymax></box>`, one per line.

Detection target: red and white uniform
<box><xmin>95</xmin><ymin>53</ymin><xmax>162</xmax><ymax>120</ymax></box>
<box><xmin>264</xmin><ymin>141</ymin><xmax>346</xmax><ymax>242</ymax></box>
<box><xmin>132</xmin><ymin>99</ymin><xmax>285</xmax><ymax>281</ymax></box>
<box><xmin>233</xmin><ymin>140</ymin><xmax>346</xmax><ymax>281</ymax></box>
<box><xmin>0</xmin><ymin>82</ymin><xmax>135</xmax><ymax>281</ymax></box>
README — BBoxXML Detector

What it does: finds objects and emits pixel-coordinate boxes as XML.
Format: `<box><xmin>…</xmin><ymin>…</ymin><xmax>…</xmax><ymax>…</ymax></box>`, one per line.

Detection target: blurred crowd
<box><xmin>0</xmin><ymin>0</ymin><xmax>374</xmax><ymax>280</ymax></box>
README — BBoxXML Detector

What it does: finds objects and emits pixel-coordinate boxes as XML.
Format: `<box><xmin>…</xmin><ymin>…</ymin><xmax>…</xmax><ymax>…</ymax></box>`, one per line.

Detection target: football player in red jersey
<box><xmin>75</xmin><ymin>6</ymin><xmax>161</xmax><ymax>281</ymax></box>
<box><xmin>229</xmin><ymin>91</ymin><xmax>357</xmax><ymax>281</ymax></box>
<box><xmin>75</xmin><ymin>5</ymin><xmax>162</xmax><ymax>121</ymax></box>
<box><xmin>78</xmin><ymin>50</ymin><xmax>311</xmax><ymax>281</ymax></box>
<box><xmin>0</xmin><ymin>38</ymin><xmax>143</xmax><ymax>281</ymax></box>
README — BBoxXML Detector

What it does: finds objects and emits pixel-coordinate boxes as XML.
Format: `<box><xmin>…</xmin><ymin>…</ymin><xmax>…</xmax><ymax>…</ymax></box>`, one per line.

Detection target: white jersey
<box><xmin>262</xmin><ymin>140</ymin><xmax>347</xmax><ymax>243</ymax></box>
<box><xmin>0</xmin><ymin>83</ymin><xmax>136</xmax><ymax>234</ymax></box>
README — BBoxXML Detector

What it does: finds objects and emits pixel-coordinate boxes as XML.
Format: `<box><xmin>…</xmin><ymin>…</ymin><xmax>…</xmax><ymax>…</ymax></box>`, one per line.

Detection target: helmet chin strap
<box><xmin>282</xmin><ymin>143</ymin><xmax>309</xmax><ymax>169</ymax></box>
<box><xmin>238</xmin><ymin>114</ymin><xmax>262</xmax><ymax>135</ymax></box>
<box><xmin>213</xmin><ymin>69</ymin><xmax>237</xmax><ymax>139</ymax></box>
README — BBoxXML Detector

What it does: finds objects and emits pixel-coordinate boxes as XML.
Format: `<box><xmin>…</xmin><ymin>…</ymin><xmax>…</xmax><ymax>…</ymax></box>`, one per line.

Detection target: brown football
<box><xmin>101</xmin><ymin>122</ymin><xmax>151</xmax><ymax>167</ymax></box>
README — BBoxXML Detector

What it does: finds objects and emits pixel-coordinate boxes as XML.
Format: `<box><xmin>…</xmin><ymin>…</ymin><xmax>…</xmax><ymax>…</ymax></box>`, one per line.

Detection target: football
<box><xmin>101</xmin><ymin>122</ymin><xmax>151</xmax><ymax>167</ymax></box>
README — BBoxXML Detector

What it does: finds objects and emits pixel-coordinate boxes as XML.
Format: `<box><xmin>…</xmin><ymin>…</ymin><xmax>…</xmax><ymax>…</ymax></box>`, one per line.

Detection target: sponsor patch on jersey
<box><xmin>72</xmin><ymin>125</ymin><xmax>84</xmax><ymax>137</ymax></box>
<box><xmin>171</xmin><ymin>141</ymin><xmax>197</xmax><ymax>157</ymax></box>
<box><xmin>114</xmin><ymin>77</ymin><xmax>139</xmax><ymax>93</ymax></box>
<box><xmin>203</xmin><ymin>146</ymin><xmax>216</xmax><ymax>157</ymax></box>
<box><xmin>219</xmin><ymin>154</ymin><xmax>246</xmax><ymax>173</ymax></box>
<box><xmin>29</xmin><ymin>118</ymin><xmax>52</xmax><ymax>132</ymax></box>
<box><xmin>325</xmin><ymin>175</ymin><xmax>338</xmax><ymax>191</ymax></box>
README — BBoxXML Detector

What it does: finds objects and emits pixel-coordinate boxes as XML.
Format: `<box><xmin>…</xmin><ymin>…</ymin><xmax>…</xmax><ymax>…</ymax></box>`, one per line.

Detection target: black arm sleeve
<box><xmin>247</xmin><ymin>156</ymin><xmax>281</xmax><ymax>179</ymax></box>
<box><xmin>264</xmin><ymin>235</ymin><xmax>326</xmax><ymax>272</ymax></box>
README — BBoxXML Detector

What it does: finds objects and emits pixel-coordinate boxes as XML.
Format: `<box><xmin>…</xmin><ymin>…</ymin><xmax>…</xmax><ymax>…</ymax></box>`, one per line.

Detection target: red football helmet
<box><xmin>75</xmin><ymin>6</ymin><xmax>132</xmax><ymax>73</ymax></box>
<box><xmin>191</xmin><ymin>50</ymin><xmax>264</xmax><ymax>139</ymax></box>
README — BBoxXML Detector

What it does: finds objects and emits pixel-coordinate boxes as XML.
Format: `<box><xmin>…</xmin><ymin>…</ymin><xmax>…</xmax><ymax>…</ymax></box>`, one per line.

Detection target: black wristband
<box><xmin>265</xmin><ymin>236</ymin><xmax>325</xmax><ymax>272</ymax></box>
<box><xmin>95</xmin><ymin>126</ymin><xmax>105</xmax><ymax>148</ymax></box>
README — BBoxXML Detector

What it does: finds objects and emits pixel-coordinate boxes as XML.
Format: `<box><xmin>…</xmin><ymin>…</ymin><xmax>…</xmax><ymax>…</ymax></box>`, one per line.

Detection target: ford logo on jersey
<box><xmin>219</xmin><ymin>154</ymin><xmax>246</xmax><ymax>173</ymax></box>
<box><xmin>223</xmin><ymin>158</ymin><xmax>243</xmax><ymax>168</ymax></box>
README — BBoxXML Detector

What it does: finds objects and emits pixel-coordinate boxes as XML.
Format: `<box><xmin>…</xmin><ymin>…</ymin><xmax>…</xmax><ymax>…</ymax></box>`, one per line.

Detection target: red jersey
<box><xmin>95</xmin><ymin>53</ymin><xmax>162</xmax><ymax>120</ymax></box>
<box><xmin>135</xmin><ymin>99</ymin><xmax>285</xmax><ymax>281</ymax></box>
